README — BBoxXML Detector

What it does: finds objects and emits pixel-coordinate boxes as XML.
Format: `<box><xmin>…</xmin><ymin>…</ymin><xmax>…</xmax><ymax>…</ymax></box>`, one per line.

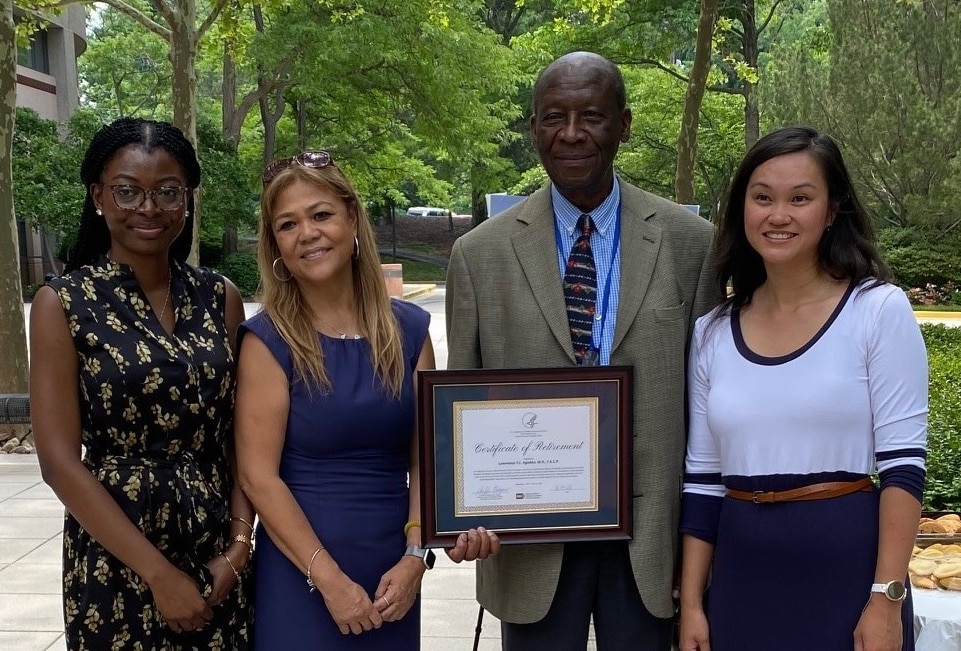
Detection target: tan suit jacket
<box><xmin>445</xmin><ymin>180</ymin><xmax>721</xmax><ymax>623</ymax></box>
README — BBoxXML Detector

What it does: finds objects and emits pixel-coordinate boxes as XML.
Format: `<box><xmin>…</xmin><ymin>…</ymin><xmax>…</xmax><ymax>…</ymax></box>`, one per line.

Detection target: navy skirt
<box><xmin>707</xmin><ymin>472</ymin><xmax>914</xmax><ymax>651</ymax></box>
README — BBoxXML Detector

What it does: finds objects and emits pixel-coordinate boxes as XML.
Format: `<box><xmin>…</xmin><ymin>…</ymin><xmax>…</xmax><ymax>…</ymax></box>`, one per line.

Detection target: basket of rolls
<box><xmin>909</xmin><ymin>513</ymin><xmax>961</xmax><ymax>591</ymax></box>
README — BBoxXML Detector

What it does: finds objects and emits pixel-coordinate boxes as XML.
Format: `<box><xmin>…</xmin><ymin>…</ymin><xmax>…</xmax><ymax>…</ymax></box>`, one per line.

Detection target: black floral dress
<box><xmin>49</xmin><ymin>257</ymin><xmax>251</xmax><ymax>650</ymax></box>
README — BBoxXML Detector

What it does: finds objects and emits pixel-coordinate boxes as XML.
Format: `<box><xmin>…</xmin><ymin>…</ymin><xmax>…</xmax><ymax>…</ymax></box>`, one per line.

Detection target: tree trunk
<box><xmin>742</xmin><ymin>0</ymin><xmax>760</xmax><ymax>149</ymax></box>
<box><xmin>296</xmin><ymin>98</ymin><xmax>307</xmax><ymax>152</ymax></box>
<box><xmin>222</xmin><ymin>43</ymin><xmax>239</xmax><ymax>149</ymax></box>
<box><xmin>253</xmin><ymin>4</ymin><xmax>284</xmax><ymax>167</ymax></box>
<box><xmin>470</xmin><ymin>185</ymin><xmax>487</xmax><ymax>229</ymax></box>
<box><xmin>0</xmin><ymin>0</ymin><xmax>30</xmax><ymax>402</ymax></box>
<box><xmin>222</xmin><ymin>226</ymin><xmax>238</xmax><ymax>257</ymax></box>
<box><xmin>675</xmin><ymin>0</ymin><xmax>719</xmax><ymax>205</ymax></box>
<box><xmin>169</xmin><ymin>4</ymin><xmax>201</xmax><ymax>265</ymax></box>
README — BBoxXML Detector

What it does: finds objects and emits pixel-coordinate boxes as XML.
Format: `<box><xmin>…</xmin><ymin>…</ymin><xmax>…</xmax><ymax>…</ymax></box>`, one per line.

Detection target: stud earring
<box><xmin>96</xmin><ymin>208</ymin><xmax>103</xmax><ymax>216</ymax></box>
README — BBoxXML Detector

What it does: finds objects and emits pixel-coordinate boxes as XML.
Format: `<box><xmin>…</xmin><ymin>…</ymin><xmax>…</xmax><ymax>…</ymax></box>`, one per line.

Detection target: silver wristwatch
<box><xmin>870</xmin><ymin>580</ymin><xmax>907</xmax><ymax>602</ymax></box>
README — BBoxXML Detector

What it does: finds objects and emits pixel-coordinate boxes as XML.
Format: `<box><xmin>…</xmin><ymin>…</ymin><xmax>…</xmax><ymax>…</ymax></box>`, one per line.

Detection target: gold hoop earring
<box><xmin>272</xmin><ymin>257</ymin><xmax>293</xmax><ymax>282</ymax></box>
<box><xmin>353</xmin><ymin>236</ymin><xmax>360</xmax><ymax>260</ymax></box>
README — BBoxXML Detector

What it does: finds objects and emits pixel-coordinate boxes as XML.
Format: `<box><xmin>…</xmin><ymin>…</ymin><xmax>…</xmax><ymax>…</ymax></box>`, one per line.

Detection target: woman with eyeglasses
<box><xmin>233</xmin><ymin>152</ymin><xmax>438</xmax><ymax>649</ymax></box>
<box><xmin>30</xmin><ymin>117</ymin><xmax>253</xmax><ymax>649</ymax></box>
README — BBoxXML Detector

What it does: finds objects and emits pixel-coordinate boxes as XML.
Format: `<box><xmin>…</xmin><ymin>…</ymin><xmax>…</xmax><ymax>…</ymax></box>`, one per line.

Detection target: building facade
<box><xmin>16</xmin><ymin>5</ymin><xmax>86</xmax><ymax>285</ymax></box>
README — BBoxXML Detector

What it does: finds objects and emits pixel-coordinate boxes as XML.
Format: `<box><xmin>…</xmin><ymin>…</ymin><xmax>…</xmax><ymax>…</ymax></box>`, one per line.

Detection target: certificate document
<box><xmin>454</xmin><ymin>397</ymin><xmax>598</xmax><ymax>516</ymax></box>
<box><xmin>418</xmin><ymin>366</ymin><xmax>632</xmax><ymax>546</ymax></box>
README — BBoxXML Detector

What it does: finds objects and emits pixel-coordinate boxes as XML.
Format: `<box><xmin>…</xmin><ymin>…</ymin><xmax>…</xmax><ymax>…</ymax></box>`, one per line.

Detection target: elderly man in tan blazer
<box><xmin>445</xmin><ymin>52</ymin><xmax>721</xmax><ymax>650</ymax></box>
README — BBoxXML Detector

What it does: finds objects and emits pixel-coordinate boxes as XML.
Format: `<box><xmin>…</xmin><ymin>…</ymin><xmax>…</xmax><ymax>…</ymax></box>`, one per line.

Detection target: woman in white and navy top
<box><xmin>678</xmin><ymin>127</ymin><xmax>927</xmax><ymax>651</ymax></box>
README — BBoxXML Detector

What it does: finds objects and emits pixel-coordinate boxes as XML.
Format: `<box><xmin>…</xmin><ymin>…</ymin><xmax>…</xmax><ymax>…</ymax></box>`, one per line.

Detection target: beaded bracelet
<box><xmin>221</xmin><ymin>552</ymin><xmax>241</xmax><ymax>581</ymax></box>
<box><xmin>306</xmin><ymin>545</ymin><xmax>324</xmax><ymax>593</ymax></box>
<box><xmin>403</xmin><ymin>520</ymin><xmax>421</xmax><ymax>537</ymax></box>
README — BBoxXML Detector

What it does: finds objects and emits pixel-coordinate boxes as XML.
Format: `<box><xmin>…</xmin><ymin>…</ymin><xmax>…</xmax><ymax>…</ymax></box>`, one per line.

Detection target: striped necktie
<box><xmin>563</xmin><ymin>213</ymin><xmax>597</xmax><ymax>364</ymax></box>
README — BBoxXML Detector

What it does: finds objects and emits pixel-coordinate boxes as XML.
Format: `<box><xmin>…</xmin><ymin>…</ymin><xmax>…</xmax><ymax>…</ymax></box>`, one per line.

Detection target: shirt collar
<box><xmin>550</xmin><ymin>176</ymin><xmax>621</xmax><ymax>237</ymax></box>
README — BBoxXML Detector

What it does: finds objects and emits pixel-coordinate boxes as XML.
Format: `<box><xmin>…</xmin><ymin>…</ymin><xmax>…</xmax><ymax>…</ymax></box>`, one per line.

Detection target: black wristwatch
<box><xmin>404</xmin><ymin>544</ymin><xmax>436</xmax><ymax>569</ymax></box>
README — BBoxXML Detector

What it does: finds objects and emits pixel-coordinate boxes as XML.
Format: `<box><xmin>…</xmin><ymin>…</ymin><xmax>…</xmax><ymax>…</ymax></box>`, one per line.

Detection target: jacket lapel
<box><xmin>511</xmin><ymin>189</ymin><xmax>577</xmax><ymax>363</ymax></box>
<box><xmin>612</xmin><ymin>184</ymin><xmax>662</xmax><ymax>352</ymax></box>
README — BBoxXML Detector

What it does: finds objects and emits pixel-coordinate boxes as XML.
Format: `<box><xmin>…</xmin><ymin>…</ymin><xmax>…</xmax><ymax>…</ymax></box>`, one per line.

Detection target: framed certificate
<box><xmin>418</xmin><ymin>366</ymin><xmax>633</xmax><ymax>547</ymax></box>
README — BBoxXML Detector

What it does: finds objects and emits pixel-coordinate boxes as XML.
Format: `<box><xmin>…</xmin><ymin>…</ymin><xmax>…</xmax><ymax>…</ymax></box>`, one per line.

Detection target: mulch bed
<box><xmin>374</xmin><ymin>215</ymin><xmax>473</xmax><ymax>259</ymax></box>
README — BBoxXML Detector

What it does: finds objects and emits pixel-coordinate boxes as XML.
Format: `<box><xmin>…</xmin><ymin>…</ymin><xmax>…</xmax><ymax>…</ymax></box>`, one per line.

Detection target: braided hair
<box><xmin>65</xmin><ymin>117</ymin><xmax>201</xmax><ymax>272</ymax></box>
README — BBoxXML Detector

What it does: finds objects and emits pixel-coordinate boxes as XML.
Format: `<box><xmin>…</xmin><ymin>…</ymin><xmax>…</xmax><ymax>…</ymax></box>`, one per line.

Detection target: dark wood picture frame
<box><xmin>418</xmin><ymin>366</ymin><xmax>633</xmax><ymax>547</ymax></box>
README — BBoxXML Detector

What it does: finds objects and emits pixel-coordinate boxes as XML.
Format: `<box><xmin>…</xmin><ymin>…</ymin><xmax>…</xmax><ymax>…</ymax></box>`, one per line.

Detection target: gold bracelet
<box><xmin>230</xmin><ymin>516</ymin><xmax>254</xmax><ymax>531</ymax></box>
<box><xmin>403</xmin><ymin>520</ymin><xmax>421</xmax><ymax>537</ymax></box>
<box><xmin>232</xmin><ymin>533</ymin><xmax>252</xmax><ymax>549</ymax></box>
<box><xmin>221</xmin><ymin>552</ymin><xmax>241</xmax><ymax>581</ymax></box>
<box><xmin>306</xmin><ymin>545</ymin><xmax>324</xmax><ymax>593</ymax></box>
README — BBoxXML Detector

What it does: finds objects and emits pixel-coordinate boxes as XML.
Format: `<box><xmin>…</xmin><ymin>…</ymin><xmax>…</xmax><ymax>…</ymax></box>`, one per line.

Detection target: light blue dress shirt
<box><xmin>551</xmin><ymin>178</ymin><xmax>621</xmax><ymax>365</ymax></box>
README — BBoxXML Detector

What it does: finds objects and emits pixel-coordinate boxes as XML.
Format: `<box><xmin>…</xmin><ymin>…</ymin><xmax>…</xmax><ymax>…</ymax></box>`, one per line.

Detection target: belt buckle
<box><xmin>752</xmin><ymin>490</ymin><xmax>764</xmax><ymax>504</ymax></box>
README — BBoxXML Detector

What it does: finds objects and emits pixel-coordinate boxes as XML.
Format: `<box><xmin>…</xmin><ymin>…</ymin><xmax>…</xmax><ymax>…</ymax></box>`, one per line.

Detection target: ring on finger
<box><xmin>382</xmin><ymin>595</ymin><xmax>391</xmax><ymax>607</ymax></box>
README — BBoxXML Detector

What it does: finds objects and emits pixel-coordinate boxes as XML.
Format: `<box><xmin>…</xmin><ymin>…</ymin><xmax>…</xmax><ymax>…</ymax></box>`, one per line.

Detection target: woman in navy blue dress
<box><xmin>678</xmin><ymin>128</ymin><xmax>926</xmax><ymax>651</ymax></box>
<box><xmin>235</xmin><ymin>152</ymin><xmax>435</xmax><ymax>649</ymax></box>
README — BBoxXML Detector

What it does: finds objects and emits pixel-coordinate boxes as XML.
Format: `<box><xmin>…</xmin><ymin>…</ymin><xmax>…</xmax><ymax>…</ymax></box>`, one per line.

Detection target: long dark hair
<box><xmin>65</xmin><ymin>117</ymin><xmax>201</xmax><ymax>272</ymax></box>
<box><xmin>714</xmin><ymin>125</ymin><xmax>890</xmax><ymax>310</ymax></box>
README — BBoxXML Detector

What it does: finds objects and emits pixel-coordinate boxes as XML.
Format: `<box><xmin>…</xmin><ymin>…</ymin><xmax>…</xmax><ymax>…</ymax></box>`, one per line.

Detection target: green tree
<box><xmin>676</xmin><ymin>0</ymin><xmax>720</xmax><ymax>205</ymax></box>
<box><xmin>763</xmin><ymin>0</ymin><xmax>961</xmax><ymax>232</ymax></box>
<box><xmin>0</xmin><ymin>0</ymin><xmax>29</xmax><ymax>413</ymax></box>
<box><xmin>78</xmin><ymin>3</ymin><xmax>171</xmax><ymax>118</ymax></box>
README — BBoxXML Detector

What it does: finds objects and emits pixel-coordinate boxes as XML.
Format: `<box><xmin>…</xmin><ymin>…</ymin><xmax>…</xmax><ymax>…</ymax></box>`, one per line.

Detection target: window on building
<box><xmin>17</xmin><ymin>29</ymin><xmax>50</xmax><ymax>75</ymax></box>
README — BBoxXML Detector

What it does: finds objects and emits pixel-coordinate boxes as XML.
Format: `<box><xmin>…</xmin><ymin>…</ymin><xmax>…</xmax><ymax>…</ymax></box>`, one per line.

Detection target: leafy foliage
<box><xmin>12</xmin><ymin>107</ymin><xmax>100</xmax><ymax>251</ymax></box>
<box><xmin>762</xmin><ymin>0</ymin><xmax>961</xmax><ymax>232</ymax></box>
<box><xmin>921</xmin><ymin>324</ymin><xmax>961</xmax><ymax>511</ymax></box>
<box><xmin>878</xmin><ymin>228</ymin><xmax>961</xmax><ymax>289</ymax></box>
<box><xmin>219</xmin><ymin>251</ymin><xmax>260</xmax><ymax>299</ymax></box>
<box><xmin>195</xmin><ymin>120</ymin><xmax>258</xmax><ymax>262</ymax></box>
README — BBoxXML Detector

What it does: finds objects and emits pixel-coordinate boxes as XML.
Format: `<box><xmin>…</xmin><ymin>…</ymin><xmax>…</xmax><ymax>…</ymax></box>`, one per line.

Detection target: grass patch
<box><xmin>382</xmin><ymin>256</ymin><xmax>446</xmax><ymax>282</ymax></box>
<box><xmin>387</xmin><ymin>242</ymin><xmax>438</xmax><ymax>254</ymax></box>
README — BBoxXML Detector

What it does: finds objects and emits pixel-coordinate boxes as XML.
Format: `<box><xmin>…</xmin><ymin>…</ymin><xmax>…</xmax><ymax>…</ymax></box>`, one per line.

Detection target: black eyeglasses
<box><xmin>108</xmin><ymin>185</ymin><xmax>189</xmax><ymax>211</ymax></box>
<box><xmin>262</xmin><ymin>151</ymin><xmax>334</xmax><ymax>187</ymax></box>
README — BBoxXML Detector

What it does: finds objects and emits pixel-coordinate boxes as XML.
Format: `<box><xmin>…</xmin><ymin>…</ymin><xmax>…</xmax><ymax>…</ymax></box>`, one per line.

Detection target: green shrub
<box><xmin>22</xmin><ymin>284</ymin><xmax>41</xmax><ymax>301</ymax></box>
<box><xmin>878</xmin><ymin>228</ymin><xmax>961</xmax><ymax>288</ymax></box>
<box><xmin>219</xmin><ymin>252</ymin><xmax>260</xmax><ymax>299</ymax></box>
<box><xmin>921</xmin><ymin>324</ymin><xmax>961</xmax><ymax>510</ymax></box>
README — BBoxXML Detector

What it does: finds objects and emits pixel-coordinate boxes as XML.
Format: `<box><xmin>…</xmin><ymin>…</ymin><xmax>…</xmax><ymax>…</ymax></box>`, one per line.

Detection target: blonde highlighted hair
<box><xmin>256</xmin><ymin>163</ymin><xmax>405</xmax><ymax>396</ymax></box>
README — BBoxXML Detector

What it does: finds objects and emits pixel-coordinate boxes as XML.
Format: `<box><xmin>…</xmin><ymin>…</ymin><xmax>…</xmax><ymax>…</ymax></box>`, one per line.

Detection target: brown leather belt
<box><xmin>726</xmin><ymin>477</ymin><xmax>874</xmax><ymax>504</ymax></box>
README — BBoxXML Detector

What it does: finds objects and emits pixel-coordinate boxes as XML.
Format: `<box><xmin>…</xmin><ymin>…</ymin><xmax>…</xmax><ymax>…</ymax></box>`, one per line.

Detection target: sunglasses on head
<box><xmin>262</xmin><ymin>151</ymin><xmax>334</xmax><ymax>187</ymax></box>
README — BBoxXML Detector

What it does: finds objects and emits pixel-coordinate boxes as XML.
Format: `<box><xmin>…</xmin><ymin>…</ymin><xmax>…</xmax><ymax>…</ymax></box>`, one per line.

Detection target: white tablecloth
<box><xmin>915</xmin><ymin>589</ymin><xmax>961</xmax><ymax>650</ymax></box>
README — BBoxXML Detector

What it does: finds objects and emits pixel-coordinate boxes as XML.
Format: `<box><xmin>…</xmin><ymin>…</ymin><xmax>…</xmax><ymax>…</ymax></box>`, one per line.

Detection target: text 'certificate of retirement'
<box><xmin>453</xmin><ymin>398</ymin><xmax>599</xmax><ymax>516</ymax></box>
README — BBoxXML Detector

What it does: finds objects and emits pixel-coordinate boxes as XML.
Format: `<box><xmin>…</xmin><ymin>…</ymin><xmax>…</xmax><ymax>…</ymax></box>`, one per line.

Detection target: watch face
<box><xmin>885</xmin><ymin>581</ymin><xmax>906</xmax><ymax>601</ymax></box>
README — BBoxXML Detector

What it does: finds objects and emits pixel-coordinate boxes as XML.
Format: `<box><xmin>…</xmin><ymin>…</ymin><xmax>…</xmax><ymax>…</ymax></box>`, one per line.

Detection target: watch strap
<box><xmin>870</xmin><ymin>581</ymin><xmax>906</xmax><ymax>601</ymax></box>
<box><xmin>405</xmin><ymin>544</ymin><xmax>436</xmax><ymax>569</ymax></box>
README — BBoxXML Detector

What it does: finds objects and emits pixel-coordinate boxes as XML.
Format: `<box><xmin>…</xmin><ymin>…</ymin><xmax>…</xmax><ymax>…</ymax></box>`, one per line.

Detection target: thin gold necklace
<box><xmin>156</xmin><ymin>272</ymin><xmax>172</xmax><ymax>323</ymax></box>
<box><xmin>316</xmin><ymin>314</ymin><xmax>362</xmax><ymax>339</ymax></box>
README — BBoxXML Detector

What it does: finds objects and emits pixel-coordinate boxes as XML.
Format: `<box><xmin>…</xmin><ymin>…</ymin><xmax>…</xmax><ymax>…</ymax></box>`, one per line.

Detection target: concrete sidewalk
<box><xmin>0</xmin><ymin>454</ymin><xmax>502</xmax><ymax>651</ymax></box>
<box><xmin>1</xmin><ymin>286</ymin><xmax>509</xmax><ymax>650</ymax></box>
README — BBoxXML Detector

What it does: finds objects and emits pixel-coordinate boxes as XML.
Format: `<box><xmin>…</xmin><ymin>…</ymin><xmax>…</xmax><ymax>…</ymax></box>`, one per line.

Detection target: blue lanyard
<box><xmin>554</xmin><ymin>205</ymin><xmax>621</xmax><ymax>351</ymax></box>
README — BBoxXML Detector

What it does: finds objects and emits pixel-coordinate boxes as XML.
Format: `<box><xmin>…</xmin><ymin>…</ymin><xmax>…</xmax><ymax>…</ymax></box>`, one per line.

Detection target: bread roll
<box><xmin>909</xmin><ymin>558</ymin><xmax>939</xmax><ymax>576</ymax></box>
<box><xmin>911</xmin><ymin>575</ymin><xmax>938</xmax><ymax>589</ymax></box>
<box><xmin>937</xmin><ymin>577</ymin><xmax>961</xmax><ymax>591</ymax></box>
<box><xmin>933</xmin><ymin>561</ymin><xmax>961</xmax><ymax>579</ymax></box>
<box><xmin>918</xmin><ymin>547</ymin><xmax>945</xmax><ymax>558</ymax></box>
<box><xmin>920</xmin><ymin>521</ymin><xmax>950</xmax><ymax>534</ymax></box>
<box><xmin>936</xmin><ymin>513</ymin><xmax>961</xmax><ymax>522</ymax></box>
